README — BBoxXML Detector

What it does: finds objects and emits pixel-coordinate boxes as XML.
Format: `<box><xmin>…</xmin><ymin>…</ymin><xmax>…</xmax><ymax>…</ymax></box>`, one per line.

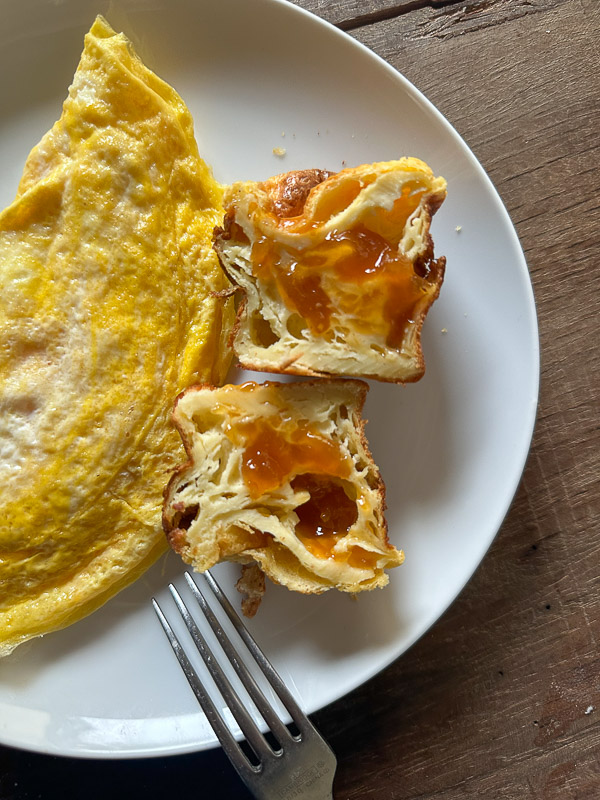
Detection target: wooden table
<box><xmin>1</xmin><ymin>0</ymin><xmax>598</xmax><ymax>797</ymax></box>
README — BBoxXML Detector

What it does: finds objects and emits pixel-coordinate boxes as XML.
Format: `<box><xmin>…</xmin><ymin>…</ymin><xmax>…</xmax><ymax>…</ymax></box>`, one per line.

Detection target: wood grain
<box><xmin>290</xmin><ymin>0</ymin><xmax>427</xmax><ymax>28</ymax></box>
<box><xmin>290</xmin><ymin>0</ymin><xmax>571</xmax><ymax>29</ymax></box>
<box><xmin>1</xmin><ymin>1</ymin><xmax>599</xmax><ymax>798</ymax></box>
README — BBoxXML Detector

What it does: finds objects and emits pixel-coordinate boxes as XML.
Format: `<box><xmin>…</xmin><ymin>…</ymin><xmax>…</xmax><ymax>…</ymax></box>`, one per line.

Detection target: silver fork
<box><xmin>152</xmin><ymin>571</ymin><xmax>337</xmax><ymax>800</ymax></box>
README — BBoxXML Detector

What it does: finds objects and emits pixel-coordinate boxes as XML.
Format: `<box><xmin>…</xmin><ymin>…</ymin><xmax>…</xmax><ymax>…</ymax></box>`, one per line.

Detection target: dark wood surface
<box><xmin>2</xmin><ymin>0</ymin><xmax>599</xmax><ymax>797</ymax></box>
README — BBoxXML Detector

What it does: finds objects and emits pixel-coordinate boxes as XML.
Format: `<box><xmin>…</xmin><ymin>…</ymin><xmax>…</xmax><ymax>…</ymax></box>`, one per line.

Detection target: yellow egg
<box><xmin>0</xmin><ymin>17</ymin><xmax>233</xmax><ymax>656</ymax></box>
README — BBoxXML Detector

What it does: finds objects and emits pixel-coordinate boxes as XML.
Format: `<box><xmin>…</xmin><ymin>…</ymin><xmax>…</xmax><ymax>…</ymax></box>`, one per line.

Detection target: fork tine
<box><xmin>166</xmin><ymin>584</ymin><xmax>275</xmax><ymax>765</ymax></box>
<box><xmin>200</xmin><ymin>571</ymin><xmax>308</xmax><ymax>733</ymax></box>
<box><xmin>151</xmin><ymin>598</ymin><xmax>257</xmax><ymax>779</ymax></box>
<box><xmin>184</xmin><ymin>572</ymin><xmax>295</xmax><ymax>746</ymax></box>
<box><xmin>155</xmin><ymin>578</ymin><xmax>337</xmax><ymax>800</ymax></box>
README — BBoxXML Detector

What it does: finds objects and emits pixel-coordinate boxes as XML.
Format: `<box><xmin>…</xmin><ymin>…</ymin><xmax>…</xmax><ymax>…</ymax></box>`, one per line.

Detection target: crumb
<box><xmin>455</xmin><ymin>225</ymin><xmax>462</xmax><ymax>232</ymax></box>
<box><xmin>441</xmin><ymin>328</ymin><xmax>448</xmax><ymax>334</ymax></box>
<box><xmin>281</xmin><ymin>131</ymin><xmax>285</xmax><ymax>137</ymax></box>
<box><xmin>341</xmin><ymin>160</ymin><xmax>347</xmax><ymax>167</ymax></box>
<box><xmin>585</xmin><ymin>705</ymin><xmax>595</xmax><ymax>715</ymax></box>
<box><xmin>272</xmin><ymin>146</ymin><xmax>286</xmax><ymax>157</ymax></box>
<box><xmin>236</xmin><ymin>563</ymin><xmax>266</xmax><ymax>617</ymax></box>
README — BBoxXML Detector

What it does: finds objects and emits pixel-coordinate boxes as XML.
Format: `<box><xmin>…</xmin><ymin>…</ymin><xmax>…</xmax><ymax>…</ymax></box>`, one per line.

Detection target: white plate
<box><xmin>0</xmin><ymin>0</ymin><xmax>539</xmax><ymax>759</ymax></box>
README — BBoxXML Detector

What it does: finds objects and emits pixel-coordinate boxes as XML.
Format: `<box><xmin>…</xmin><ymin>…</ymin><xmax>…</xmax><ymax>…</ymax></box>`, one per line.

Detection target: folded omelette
<box><xmin>0</xmin><ymin>17</ymin><xmax>233</xmax><ymax>656</ymax></box>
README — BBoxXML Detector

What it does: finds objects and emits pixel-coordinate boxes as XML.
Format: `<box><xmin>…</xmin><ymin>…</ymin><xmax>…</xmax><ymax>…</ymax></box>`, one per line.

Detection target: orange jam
<box><xmin>292</xmin><ymin>474</ymin><xmax>358</xmax><ymax>556</ymax></box>
<box><xmin>229</xmin><ymin>408</ymin><xmax>379</xmax><ymax>569</ymax></box>
<box><xmin>291</xmin><ymin>475</ymin><xmax>379</xmax><ymax>568</ymax></box>
<box><xmin>235</xmin><ymin>417</ymin><xmax>351</xmax><ymax>499</ymax></box>
<box><xmin>251</xmin><ymin>182</ymin><xmax>431</xmax><ymax>349</ymax></box>
<box><xmin>293</xmin><ymin>178</ymin><xmax>363</xmax><ymax>229</ymax></box>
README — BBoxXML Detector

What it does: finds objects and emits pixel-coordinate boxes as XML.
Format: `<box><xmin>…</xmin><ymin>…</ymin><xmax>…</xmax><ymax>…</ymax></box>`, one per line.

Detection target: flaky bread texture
<box><xmin>214</xmin><ymin>158</ymin><xmax>447</xmax><ymax>383</ymax></box>
<box><xmin>163</xmin><ymin>380</ymin><xmax>403</xmax><ymax>598</ymax></box>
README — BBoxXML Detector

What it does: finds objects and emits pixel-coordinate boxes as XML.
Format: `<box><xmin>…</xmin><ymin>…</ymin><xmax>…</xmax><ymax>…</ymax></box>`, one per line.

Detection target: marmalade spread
<box><xmin>250</xmin><ymin>181</ymin><xmax>432</xmax><ymax>349</ymax></box>
<box><xmin>223</xmin><ymin>407</ymin><xmax>377</xmax><ymax>566</ymax></box>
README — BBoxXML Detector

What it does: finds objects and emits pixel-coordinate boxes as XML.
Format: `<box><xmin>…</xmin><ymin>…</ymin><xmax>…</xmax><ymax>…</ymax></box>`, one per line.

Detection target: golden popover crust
<box><xmin>163</xmin><ymin>379</ymin><xmax>403</xmax><ymax>611</ymax></box>
<box><xmin>214</xmin><ymin>158</ymin><xmax>447</xmax><ymax>383</ymax></box>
